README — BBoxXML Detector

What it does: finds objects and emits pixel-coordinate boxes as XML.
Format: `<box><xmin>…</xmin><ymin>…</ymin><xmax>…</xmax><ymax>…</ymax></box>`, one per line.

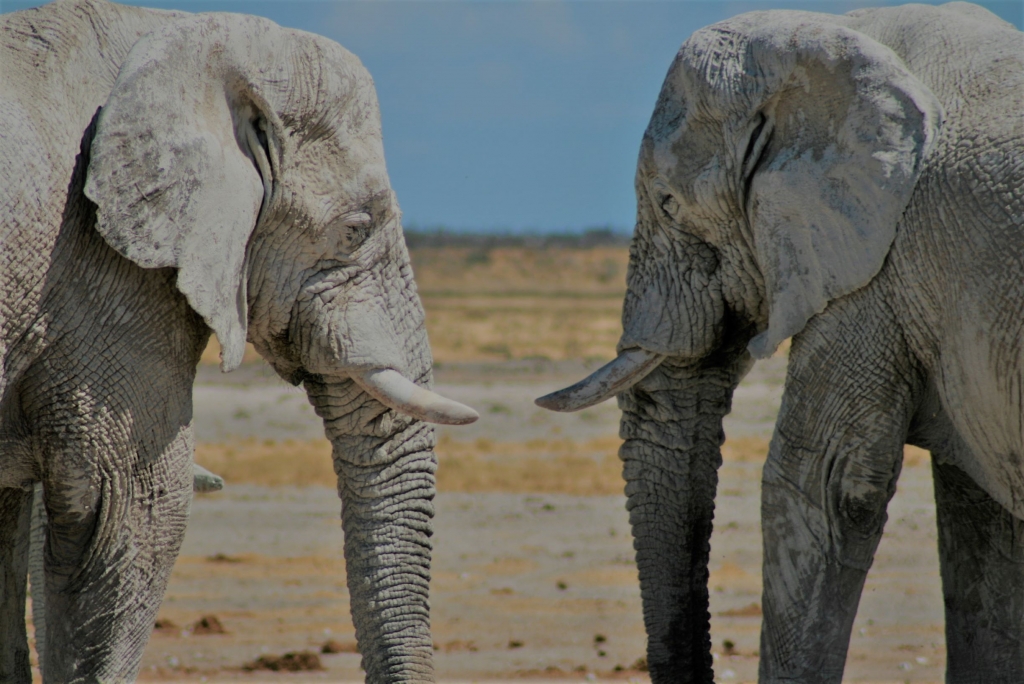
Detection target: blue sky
<box><xmin>4</xmin><ymin>1</ymin><xmax>1021</xmax><ymax>232</ymax></box>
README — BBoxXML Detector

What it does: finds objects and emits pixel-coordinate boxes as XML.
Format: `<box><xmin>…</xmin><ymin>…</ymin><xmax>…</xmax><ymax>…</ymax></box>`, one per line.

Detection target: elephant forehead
<box><xmin>286</xmin><ymin>143</ymin><xmax>389</xmax><ymax>211</ymax></box>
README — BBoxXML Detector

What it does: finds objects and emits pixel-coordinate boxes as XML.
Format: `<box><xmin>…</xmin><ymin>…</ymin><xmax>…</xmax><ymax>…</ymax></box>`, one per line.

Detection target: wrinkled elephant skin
<box><xmin>540</xmin><ymin>4</ymin><xmax>1023</xmax><ymax>683</ymax></box>
<box><xmin>0</xmin><ymin>1</ymin><xmax>475</xmax><ymax>681</ymax></box>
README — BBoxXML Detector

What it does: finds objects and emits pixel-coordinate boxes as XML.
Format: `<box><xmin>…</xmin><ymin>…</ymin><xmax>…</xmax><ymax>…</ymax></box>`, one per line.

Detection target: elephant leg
<box><xmin>0</xmin><ymin>487</ymin><xmax>33</xmax><ymax>683</ymax></box>
<box><xmin>931</xmin><ymin>457</ymin><xmax>1024</xmax><ymax>682</ymax></box>
<box><xmin>41</xmin><ymin>428</ymin><xmax>193</xmax><ymax>683</ymax></box>
<box><xmin>759</xmin><ymin>303</ymin><xmax>918</xmax><ymax>683</ymax></box>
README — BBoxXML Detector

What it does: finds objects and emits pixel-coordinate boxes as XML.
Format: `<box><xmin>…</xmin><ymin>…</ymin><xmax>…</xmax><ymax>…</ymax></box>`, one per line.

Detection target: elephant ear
<box><xmin>85</xmin><ymin>14</ymin><xmax>281</xmax><ymax>371</ymax></box>
<box><xmin>732</xmin><ymin>16</ymin><xmax>943</xmax><ymax>359</ymax></box>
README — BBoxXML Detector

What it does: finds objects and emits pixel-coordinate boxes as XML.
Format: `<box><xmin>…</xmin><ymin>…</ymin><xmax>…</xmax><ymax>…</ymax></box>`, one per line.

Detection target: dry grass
<box><xmin>200</xmin><ymin>246</ymin><xmax>631</xmax><ymax>364</ymax></box>
<box><xmin>199</xmin><ymin>339</ymin><xmax>262</xmax><ymax>365</ymax></box>
<box><xmin>410</xmin><ymin>246</ymin><xmax>629</xmax><ymax>297</ymax></box>
<box><xmin>194</xmin><ymin>439</ymin><xmax>335</xmax><ymax>488</ymax></box>
<box><xmin>414</xmin><ymin>246</ymin><xmax>628</xmax><ymax>363</ymax></box>
<box><xmin>195</xmin><ymin>436</ymin><xmax>934</xmax><ymax>494</ymax></box>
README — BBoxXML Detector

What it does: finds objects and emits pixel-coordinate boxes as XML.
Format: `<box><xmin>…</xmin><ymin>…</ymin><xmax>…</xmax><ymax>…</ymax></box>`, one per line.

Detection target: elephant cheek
<box><xmin>620</xmin><ymin>275</ymin><xmax>723</xmax><ymax>359</ymax></box>
<box><xmin>294</xmin><ymin>295</ymin><xmax>408</xmax><ymax>378</ymax></box>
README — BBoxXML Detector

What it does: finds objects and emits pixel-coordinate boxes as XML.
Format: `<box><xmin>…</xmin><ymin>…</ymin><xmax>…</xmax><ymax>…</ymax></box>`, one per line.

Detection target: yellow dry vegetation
<box><xmin>411</xmin><ymin>246</ymin><xmax>629</xmax><ymax>297</ymax></box>
<box><xmin>199</xmin><ymin>246</ymin><xmax>630</xmax><ymax>365</ymax></box>
<box><xmin>195</xmin><ymin>437</ymin><xmax>932</xmax><ymax>494</ymax></box>
<box><xmin>199</xmin><ymin>339</ymin><xmax>262</xmax><ymax>365</ymax></box>
<box><xmin>194</xmin><ymin>439</ymin><xmax>335</xmax><ymax>487</ymax></box>
<box><xmin>413</xmin><ymin>246</ymin><xmax>629</xmax><ymax>363</ymax></box>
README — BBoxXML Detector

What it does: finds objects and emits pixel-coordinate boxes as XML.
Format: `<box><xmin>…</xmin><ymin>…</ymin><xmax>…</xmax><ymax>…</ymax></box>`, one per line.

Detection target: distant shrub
<box><xmin>403</xmin><ymin>226</ymin><xmax>631</xmax><ymax>249</ymax></box>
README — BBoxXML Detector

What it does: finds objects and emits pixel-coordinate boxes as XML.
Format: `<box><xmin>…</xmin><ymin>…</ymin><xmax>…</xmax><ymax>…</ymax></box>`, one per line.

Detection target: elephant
<box><xmin>538</xmin><ymin>3</ymin><xmax>1023</xmax><ymax>682</ymax></box>
<box><xmin>27</xmin><ymin>466</ymin><xmax>223</xmax><ymax>681</ymax></box>
<box><xmin>0</xmin><ymin>0</ymin><xmax>477</xmax><ymax>681</ymax></box>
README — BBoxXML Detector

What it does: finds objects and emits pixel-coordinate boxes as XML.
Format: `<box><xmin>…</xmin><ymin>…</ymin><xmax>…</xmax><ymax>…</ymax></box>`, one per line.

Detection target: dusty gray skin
<box><xmin>0</xmin><ymin>1</ymin><xmax>476</xmax><ymax>681</ymax></box>
<box><xmin>26</xmin><ymin>467</ymin><xmax>223</xmax><ymax>681</ymax></box>
<box><xmin>538</xmin><ymin>3</ymin><xmax>1024</xmax><ymax>682</ymax></box>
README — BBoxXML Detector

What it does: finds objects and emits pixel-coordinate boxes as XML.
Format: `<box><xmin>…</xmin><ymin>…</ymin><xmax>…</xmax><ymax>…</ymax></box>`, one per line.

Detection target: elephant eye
<box><xmin>660</xmin><ymin>194</ymin><xmax>680</xmax><ymax>221</ymax></box>
<box><xmin>338</xmin><ymin>212</ymin><xmax>372</xmax><ymax>251</ymax></box>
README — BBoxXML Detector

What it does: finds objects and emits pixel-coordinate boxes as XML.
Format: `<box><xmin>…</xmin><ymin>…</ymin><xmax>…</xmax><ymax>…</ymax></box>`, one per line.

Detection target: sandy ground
<box><xmin>104</xmin><ymin>353</ymin><xmax>949</xmax><ymax>683</ymax></box>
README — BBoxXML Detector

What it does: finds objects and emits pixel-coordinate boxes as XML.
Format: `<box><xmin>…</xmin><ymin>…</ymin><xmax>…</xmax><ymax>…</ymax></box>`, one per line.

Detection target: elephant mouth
<box><xmin>535</xmin><ymin>347</ymin><xmax>666</xmax><ymax>412</ymax></box>
<box><xmin>351</xmin><ymin>367</ymin><xmax>478</xmax><ymax>425</ymax></box>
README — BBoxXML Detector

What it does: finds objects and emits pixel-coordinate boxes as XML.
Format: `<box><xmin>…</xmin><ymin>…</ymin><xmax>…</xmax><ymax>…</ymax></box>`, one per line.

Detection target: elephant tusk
<box><xmin>192</xmin><ymin>464</ymin><xmax>225</xmax><ymax>493</ymax></box>
<box><xmin>352</xmin><ymin>368</ymin><xmax>479</xmax><ymax>425</ymax></box>
<box><xmin>535</xmin><ymin>348</ymin><xmax>666</xmax><ymax>412</ymax></box>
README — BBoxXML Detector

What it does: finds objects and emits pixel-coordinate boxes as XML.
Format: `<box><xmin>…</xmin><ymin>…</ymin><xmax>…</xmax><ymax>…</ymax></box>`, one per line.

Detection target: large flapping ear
<box><xmin>711</xmin><ymin>15</ymin><xmax>943</xmax><ymax>358</ymax></box>
<box><xmin>85</xmin><ymin>14</ymin><xmax>282</xmax><ymax>371</ymax></box>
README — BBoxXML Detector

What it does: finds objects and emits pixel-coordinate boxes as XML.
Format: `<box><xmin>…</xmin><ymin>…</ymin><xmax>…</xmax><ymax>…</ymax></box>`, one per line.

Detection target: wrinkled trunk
<box><xmin>617</xmin><ymin>353</ymin><xmax>749</xmax><ymax>683</ymax></box>
<box><xmin>304</xmin><ymin>376</ymin><xmax>438</xmax><ymax>683</ymax></box>
<box><xmin>29</xmin><ymin>484</ymin><xmax>45</xmax><ymax>682</ymax></box>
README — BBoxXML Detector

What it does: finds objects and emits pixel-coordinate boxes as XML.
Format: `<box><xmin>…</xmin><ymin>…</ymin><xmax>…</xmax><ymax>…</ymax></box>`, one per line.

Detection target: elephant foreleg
<box><xmin>27</xmin><ymin>464</ymin><xmax>219</xmax><ymax>679</ymax></box>
<box><xmin>0</xmin><ymin>487</ymin><xmax>33</xmax><ymax>683</ymax></box>
<box><xmin>759</xmin><ymin>301</ymin><xmax>918</xmax><ymax>683</ymax></box>
<box><xmin>42</xmin><ymin>430</ymin><xmax>192</xmax><ymax>683</ymax></box>
<box><xmin>932</xmin><ymin>457</ymin><xmax>1024</xmax><ymax>682</ymax></box>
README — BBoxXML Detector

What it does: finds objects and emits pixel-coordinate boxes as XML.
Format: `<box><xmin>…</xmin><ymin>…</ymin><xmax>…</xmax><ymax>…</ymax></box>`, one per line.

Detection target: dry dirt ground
<box><xmin>35</xmin><ymin>247</ymin><xmax>948</xmax><ymax>682</ymax></box>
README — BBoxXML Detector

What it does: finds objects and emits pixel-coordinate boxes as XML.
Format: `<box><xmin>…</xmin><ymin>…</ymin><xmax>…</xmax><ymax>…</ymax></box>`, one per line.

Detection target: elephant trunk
<box><xmin>617</xmin><ymin>354</ymin><xmax>748</xmax><ymax>683</ymax></box>
<box><xmin>304</xmin><ymin>376</ymin><xmax>438</xmax><ymax>682</ymax></box>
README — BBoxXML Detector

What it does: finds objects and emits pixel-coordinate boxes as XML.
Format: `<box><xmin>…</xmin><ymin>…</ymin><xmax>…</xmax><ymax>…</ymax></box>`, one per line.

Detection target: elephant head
<box><xmin>82</xmin><ymin>13</ymin><xmax>476</xmax><ymax>681</ymax></box>
<box><xmin>538</xmin><ymin>11</ymin><xmax>940</xmax><ymax>680</ymax></box>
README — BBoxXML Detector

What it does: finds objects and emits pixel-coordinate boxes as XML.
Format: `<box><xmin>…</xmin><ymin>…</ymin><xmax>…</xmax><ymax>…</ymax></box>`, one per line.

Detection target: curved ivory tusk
<box><xmin>535</xmin><ymin>348</ymin><xmax>666</xmax><ymax>412</ymax></box>
<box><xmin>352</xmin><ymin>368</ymin><xmax>479</xmax><ymax>425</ymax></box>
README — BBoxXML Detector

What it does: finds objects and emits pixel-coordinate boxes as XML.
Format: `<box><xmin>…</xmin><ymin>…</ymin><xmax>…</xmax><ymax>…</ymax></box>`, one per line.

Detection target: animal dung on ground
<box><xmin>191</xmin><ymin>614</ymin><xmax>227</xmax><ymax>635</ymax></box>
<box><xmin>244</xmin><ymin>650</ymin><xmax>325</xmax><ymax>672</ymax></box>
<box><xmin>437</xmin><ymin>640</ymin><xmax>479</xmax><ymax>652</ymax></box>
<box><xmin>322</xmin><ymin>639</ymin><xmax>359</xmax><ymax>654</ymax></box>
<box><xmin>205</xmin><ymin>552</ymin><xmax>243</xmax><ymax>563</ymax></box>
